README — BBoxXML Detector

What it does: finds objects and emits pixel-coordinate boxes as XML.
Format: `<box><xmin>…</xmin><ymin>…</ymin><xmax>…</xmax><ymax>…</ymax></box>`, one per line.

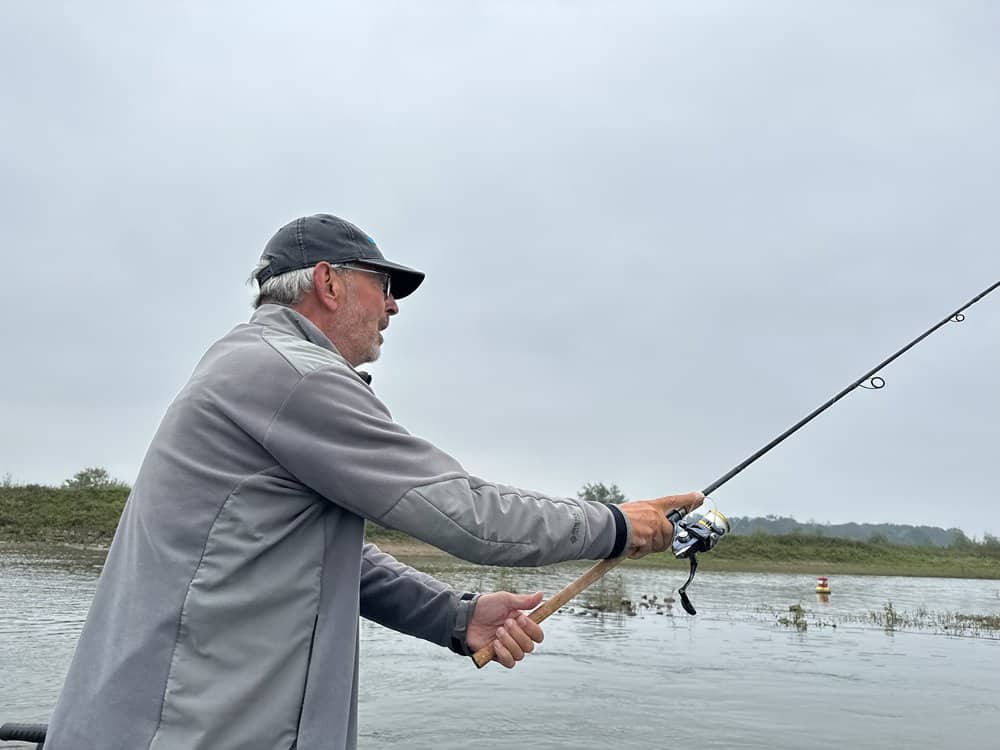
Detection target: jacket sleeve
<box><xmin>263</xmin><ymin>364</ymin><xmax>628</xmax><ymax>566</ymax></box>
<box><xmin>359</xmin><ymin>543</ymin><xmax>478</xmax><ymax>653</ymax></box>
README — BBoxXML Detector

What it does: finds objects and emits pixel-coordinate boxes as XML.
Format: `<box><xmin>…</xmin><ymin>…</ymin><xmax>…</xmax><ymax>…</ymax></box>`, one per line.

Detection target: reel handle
<box><xmin>470</xmin><ymin>506</ymin><xmax>688</xmax><ymax>668</ymax></box>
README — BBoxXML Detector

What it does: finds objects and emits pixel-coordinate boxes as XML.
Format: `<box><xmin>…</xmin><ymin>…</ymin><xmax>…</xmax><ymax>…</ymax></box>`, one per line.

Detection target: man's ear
<box><xmin>313</xmin><ymin>262</ymin><xmax>343</xmax><ymax>311</ymax></box>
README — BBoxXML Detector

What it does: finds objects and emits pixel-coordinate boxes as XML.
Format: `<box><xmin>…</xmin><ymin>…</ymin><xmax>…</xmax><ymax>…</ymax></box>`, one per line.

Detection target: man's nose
<box><xmin>386</xmin><ymin>295</ymin><xmax>399</xmax><ymax>315</ymax></box>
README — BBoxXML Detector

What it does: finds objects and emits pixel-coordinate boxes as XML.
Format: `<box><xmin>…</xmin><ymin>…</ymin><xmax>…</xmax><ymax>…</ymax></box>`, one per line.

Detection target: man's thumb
<box><xmin>509</xmin><ymin>591</ymin><xmax>544</xmax><ymax>611</ymax></box>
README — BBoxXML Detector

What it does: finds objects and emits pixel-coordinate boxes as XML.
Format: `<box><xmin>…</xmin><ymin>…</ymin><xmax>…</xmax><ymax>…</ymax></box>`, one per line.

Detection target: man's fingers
<box><xmin>618</xmin><ymin>491</ymin><xmax>704</xmax><ymax>558</ymax></box>
<box><xmin>658</xmin><ymin>491</ymin><xmax>705</xmax><ymax>513</ymax></box>
<box><xmin>504</xmin><ymin>618</ymin><xmax>535</xmax><ymax>654</ymax></box>
<box><xmin>493</xmin><ymin>637</ymin><xmax>517</xmax><ymax>668</ymax></box>
<box><xmin>516</xmin><ymin>614</ymin><xmax>544</xmax><ymax>643</ymax></box>
<box><xmin>497</xmin><ymin>626</ymin><xmax>525</xmax><ymax>661</ymax></box>
<box><xmin>683</xmin><ymin>491</ymin><xmax>705</xmax><ymax>510</ymax></box>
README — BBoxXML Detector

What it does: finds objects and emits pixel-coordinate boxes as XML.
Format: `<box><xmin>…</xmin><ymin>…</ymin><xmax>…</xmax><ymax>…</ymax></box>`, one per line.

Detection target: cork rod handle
<box><xmin>471</xmin><ymin>507</ymin><xmax>688</xmax><ymax>669</ymax></box>
<box><xmin>471</xmin><ymin>555</ymin><xmax>628</xmax><ymax>668</ymax></box>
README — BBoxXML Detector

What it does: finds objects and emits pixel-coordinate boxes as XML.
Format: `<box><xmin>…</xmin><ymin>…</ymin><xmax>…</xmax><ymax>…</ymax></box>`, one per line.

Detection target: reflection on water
<box><xmin>2</xmin><ymin>547</ymin><xmax>999</xmax><ymax>748</ymax></box>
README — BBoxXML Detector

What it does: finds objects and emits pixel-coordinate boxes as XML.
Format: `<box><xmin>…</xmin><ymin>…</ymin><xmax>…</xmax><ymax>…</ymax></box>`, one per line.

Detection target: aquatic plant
<box><xmin>777</xmin><ymin>603</ymin><xmax>808</xmax><ymax>632</ymax></box>
<box><xmin>953</xmin><ymin>613</ymin><xmax>1000</xmax><ymax>632</ymax></box>
<box><xmin>580</xmin><ymin>573</ymin><xmax>629</xmax><ymax>614</ymax></box>
<box><xmin>858</xmin><ymin>603</ymin><xmax>1000</xmax><ymax>638</ymax></box>
<box><xmin>471</xmin><ymin>566</ymin><xmax>520</xmax><ymax>595</ymax></box>
<box><xmin>873</xmin><ymin>601</ymin><xmax>904</xmax><ymax>632</ymax></box>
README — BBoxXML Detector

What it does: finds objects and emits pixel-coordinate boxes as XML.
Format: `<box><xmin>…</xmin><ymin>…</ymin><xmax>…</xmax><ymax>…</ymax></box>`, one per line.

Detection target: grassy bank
<box><xmin>0</xmin><ymin>485</ymin><xmax>130</xmax><ymax>544</ymax></box>
<box><xmin>2</xmin><ymin>486</ymin><xmax>999</xmax><ymax>578</ymax></box>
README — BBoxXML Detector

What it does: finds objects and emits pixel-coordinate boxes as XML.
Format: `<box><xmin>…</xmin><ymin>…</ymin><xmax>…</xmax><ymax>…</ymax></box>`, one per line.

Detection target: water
<box><xmin>2</xmin><ymin>548</ymin><xmax>999</xmax><ymax>748</ymax></box>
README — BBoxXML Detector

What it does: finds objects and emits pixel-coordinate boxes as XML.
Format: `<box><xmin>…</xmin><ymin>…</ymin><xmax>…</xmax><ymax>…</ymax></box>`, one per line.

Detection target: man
<box><xmin>46</xmin><ymin>214</ymin><xmax>703</xmax><ymax>750</ymax></box>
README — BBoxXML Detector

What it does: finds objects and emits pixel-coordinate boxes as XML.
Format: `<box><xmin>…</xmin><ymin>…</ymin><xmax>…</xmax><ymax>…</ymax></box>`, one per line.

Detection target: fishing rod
<box><xmin>472</xmin><ymin>279</ymin><xmax>1000</xmax><ymax>668</ymax></box>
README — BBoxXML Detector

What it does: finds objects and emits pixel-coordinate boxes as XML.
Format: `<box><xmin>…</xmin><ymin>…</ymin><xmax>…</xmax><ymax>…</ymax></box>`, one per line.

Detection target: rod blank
<box><xmin>472</xmin><ymin>280</ymin><xmax>999</xmax><ymax>669</ymax></box>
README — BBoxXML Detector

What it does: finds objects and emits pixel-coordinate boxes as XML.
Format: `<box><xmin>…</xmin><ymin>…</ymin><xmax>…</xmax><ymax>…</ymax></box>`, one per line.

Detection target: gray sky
<box><xmin>3</xmin><ymin>2</ymin><xmax>998</xmax><ymax>536</ymax></box>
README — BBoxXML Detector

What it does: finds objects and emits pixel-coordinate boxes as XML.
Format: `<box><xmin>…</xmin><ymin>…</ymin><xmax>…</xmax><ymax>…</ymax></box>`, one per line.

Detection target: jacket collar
<box><xmin>250</xmin><ymin>304</ymin><xmax>341</xmax><ymax>355</ymax></box>
<box><xmin>249</xmin><ymin>304</ymin><xmax>375</xmax><ymax>386</ymax></box>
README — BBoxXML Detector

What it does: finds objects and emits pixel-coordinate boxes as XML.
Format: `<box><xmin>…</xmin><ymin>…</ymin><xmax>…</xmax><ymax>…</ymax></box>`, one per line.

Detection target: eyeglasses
<box><xmin>332</xmin><ymin>264</ymin><xmax>392</xmax><ymax>299</ymax></box>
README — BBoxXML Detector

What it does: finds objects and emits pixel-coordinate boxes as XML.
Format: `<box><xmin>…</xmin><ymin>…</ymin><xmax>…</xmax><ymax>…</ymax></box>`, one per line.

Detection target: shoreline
<box><xmin>4</xmin><ymin>486</ymin><xmax>998</xmax><ymax>579</ymax></box>
<box><xmin>3</xmin><ymin>537</ymin><xmax>999</xmax><ymax>580</ymax></box>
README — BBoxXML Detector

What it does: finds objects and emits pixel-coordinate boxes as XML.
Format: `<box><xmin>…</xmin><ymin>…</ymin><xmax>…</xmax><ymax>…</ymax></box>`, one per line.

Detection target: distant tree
<box><xmin>1</xmin><ymin>472</ymin><xmax>15</xmax><ymax>488</ymax></box>
<box><xmin>63</xmin><ymin>466</ymin><xmax>129</xmax><ymax>490</ymax></box>
<box><xmin>577</xmin><ymin>482</ymin><xmax>626</xmax><ymax>504</ymax></box>
<box><xmin>902</xmin><ymin>528</ymin><xmax>932</xmax><ymax>546</ymax></box>
<box><xmin>949</xmin><ymin>529</ymin><xmax>974</xmax><ymax>549</ymax></box>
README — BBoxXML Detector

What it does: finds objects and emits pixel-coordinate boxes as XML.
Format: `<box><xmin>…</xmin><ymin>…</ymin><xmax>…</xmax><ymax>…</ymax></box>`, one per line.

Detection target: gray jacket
<box><xmin>45</xmin><ymin>304</ymin><xmax>628</xmax><ymax>750</ymax></box>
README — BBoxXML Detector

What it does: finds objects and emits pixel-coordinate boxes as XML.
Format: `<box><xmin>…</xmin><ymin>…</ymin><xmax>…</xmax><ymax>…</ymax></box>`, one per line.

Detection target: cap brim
<box><xmin>362</xmin><ymin>259</ymin><xmax>425</xmax><ymax>299</ymax></box>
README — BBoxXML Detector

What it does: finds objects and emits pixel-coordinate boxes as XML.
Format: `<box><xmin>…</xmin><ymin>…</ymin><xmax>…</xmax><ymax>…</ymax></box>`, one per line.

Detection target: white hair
<box><xmin>248</xmin><ymin>261</ymin><xmax>316</xmax><ymax>309</ymax></box>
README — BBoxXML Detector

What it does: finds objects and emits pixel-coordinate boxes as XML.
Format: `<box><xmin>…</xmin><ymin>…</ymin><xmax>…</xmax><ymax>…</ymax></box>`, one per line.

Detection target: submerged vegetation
<box><xmin>770</xmin><ymin>600</ymin><xmax>1000</xmax><ymax>639</ymax></box>
<box><xmin>777</xmin><ymin>603</ymin><xmax>810</xmax><ymax>632</ymax></box>
<box><xmin>863</xmin><ymin>601</ymin><xmax>1000</xmax><ymax>636</ymax></box>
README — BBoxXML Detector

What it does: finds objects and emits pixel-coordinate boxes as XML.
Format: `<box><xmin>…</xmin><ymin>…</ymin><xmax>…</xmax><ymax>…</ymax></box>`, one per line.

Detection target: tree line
<box><xmin>576</xmin><ymin>481</ymin><xmax>997</xmax><ymax>550</ymax></box>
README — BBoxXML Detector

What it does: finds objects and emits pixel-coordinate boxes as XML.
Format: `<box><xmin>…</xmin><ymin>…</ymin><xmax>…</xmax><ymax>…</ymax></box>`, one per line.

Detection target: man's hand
<box><xmin>619</xmin><ymin>491</ymin><xmax>705</xmax><ymax>559</ymax></box>
<box><xmin>466</xmin><ymin>591</ymin><xmax>544</xmax><ymax>669</ymax></box>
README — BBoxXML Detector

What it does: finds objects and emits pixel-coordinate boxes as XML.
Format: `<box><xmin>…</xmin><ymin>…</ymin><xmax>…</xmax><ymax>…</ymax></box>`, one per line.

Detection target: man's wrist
<box><xmin>607</xmin><ymin>503</ymin><xmax>630</xmax><ymax>558</ymax></box>
<box><xmin>448</xmin><ymin>592</ymin><xmax>480</xmax><ymax>656</ymax></box>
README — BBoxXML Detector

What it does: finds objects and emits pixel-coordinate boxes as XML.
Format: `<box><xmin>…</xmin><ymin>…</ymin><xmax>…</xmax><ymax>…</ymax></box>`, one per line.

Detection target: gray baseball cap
<box><xmin>256</xmin><ymin>214</ymin><xmax>425</xmax><ymax>299</ymax></box>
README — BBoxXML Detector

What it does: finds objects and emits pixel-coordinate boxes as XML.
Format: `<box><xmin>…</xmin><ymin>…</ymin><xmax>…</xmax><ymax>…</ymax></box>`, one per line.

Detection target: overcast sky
<box><xmin>3</xmin><ymin>2</ymin><xmax>998</xmax><ymax>536</ymax></box>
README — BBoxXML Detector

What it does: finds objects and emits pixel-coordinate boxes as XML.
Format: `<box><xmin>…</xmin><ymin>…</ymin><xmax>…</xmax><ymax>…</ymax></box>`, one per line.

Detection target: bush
<box><xmin>62</xmin><ymin>467</ymin><xmax>130</xmax><ymax>490</ymax></box>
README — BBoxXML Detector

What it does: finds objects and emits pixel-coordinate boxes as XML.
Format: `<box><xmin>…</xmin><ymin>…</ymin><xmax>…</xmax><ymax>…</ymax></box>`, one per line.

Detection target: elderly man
<box><xmin>45</xmin><ymin>214</ymin><xmax>703</xmax><ymax>750</ymax></box>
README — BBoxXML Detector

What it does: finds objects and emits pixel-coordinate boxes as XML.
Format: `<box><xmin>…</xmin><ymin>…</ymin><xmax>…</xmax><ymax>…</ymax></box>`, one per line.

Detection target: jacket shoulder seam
<box><xmin>260</xmin><ymin>328</ymin><xmax>339</xmax><ymax>377</ymax></box>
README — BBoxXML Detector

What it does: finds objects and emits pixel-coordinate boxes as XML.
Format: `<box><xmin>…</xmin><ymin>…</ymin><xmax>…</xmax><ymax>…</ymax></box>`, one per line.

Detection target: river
<box><xmin>1</xmin><ymin>547</ymin><xmax>998</xmax><ymax>749</ymax></box>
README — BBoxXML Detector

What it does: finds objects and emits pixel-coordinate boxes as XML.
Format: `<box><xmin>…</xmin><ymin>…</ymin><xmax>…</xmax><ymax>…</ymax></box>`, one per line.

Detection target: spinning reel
<box><xmin>669</xmin><ymin>507</ymin><xmax>730</xmax><ymax>615</ymax></box>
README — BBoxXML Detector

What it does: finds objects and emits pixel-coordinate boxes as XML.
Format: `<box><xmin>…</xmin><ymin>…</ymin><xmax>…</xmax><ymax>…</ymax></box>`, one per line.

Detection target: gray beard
<box><xmin>363</xmin><ymin>340</ymin><xmax>382</xmax><ymax>364</ymax></box>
